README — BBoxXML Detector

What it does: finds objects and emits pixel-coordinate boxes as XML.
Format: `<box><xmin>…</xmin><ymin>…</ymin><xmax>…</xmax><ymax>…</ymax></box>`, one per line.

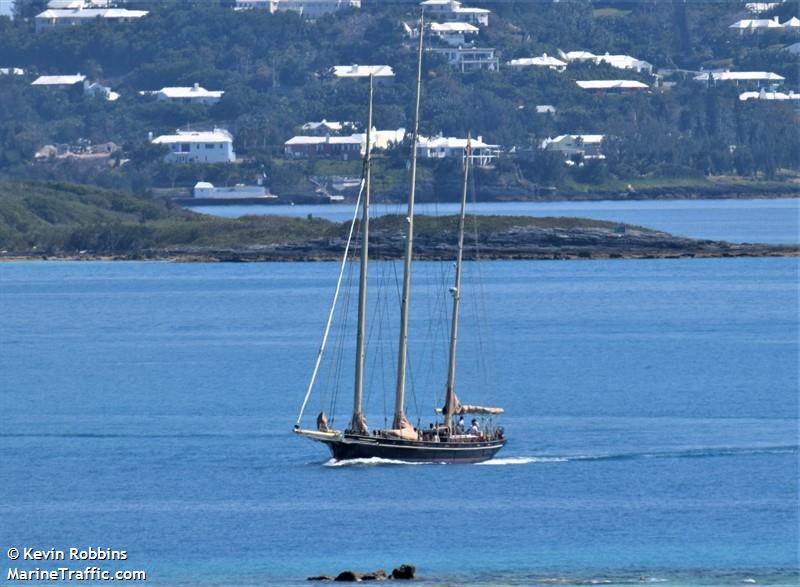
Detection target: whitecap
<box><xmin>475</xmin><ymin>456</ymin><xmax>569</xmax><ymax>466</ymax></box>
<box><xmin>322</xmin><ymin>457</ymin><xmax>430</xmax><ymax>467</ymax></box>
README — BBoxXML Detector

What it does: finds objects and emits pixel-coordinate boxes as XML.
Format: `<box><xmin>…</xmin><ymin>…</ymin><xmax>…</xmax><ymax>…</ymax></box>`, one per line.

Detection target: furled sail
<box><xmin>439</xmin><ymin>392</ymin><xmax>504</xmax><ymax>415</ymax></box>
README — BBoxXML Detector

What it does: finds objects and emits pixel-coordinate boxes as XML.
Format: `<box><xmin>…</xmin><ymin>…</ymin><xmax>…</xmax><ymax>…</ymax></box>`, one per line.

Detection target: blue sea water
<box><xmin>1</xmin><ymin>255</ymin><xmax>797</xmax><ymax>586</ymax></box>
<box><xmin>187</xmin><ymin>198</ymin><xmax>800</xmax><ymax>245</ymax></box>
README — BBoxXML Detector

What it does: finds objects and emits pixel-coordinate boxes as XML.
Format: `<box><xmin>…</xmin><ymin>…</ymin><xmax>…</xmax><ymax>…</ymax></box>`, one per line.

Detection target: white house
<box><xmin>83</xmin><ymin>80</ymin><xmax>119</xmax><ymax>101</ymax></box>
<box><xmin>31</xmin><ymin>74</ymin><xmax>87</xmax><ymax>86</ymax></box>
<box><xmin>302</xmin><ymin>120</ymin><xmax>348</xmax><ymax>134</ymax></box>
<box><xmin>144</xmin><ymin>83</ymin><xmax>224</xmax><ymax>105</ymax></box>
<box><xmin>234</xmin><ymin>0</ymin><xmax>360</xmax><ymax>17</ymax></box>
<box><xmin>193</xmin><ymin>181</ymin><xmax>275</xmax><ymax>200</ymax></box>
<box><xmin>152</xmin><ymin>129</ymin><xmax>236</xmax><ymax>164</ymax></box>
<box><xmin>416</xmin><ymin>135</ymin><xmax>499</xmax><ymax>167</ymax></box>
<box><xmin>428</xmin><ymin>46</ymin><xmax>498</xmax><ymax>72</ymax></box>
<box><xmin>694</xmin><ymin>70</ymin><xmax>785</xmax><ymax>87</ymax></box>
<box><xmin>562</xmin><ymin>50</ymin><xmax>597</xmax><ymax>62</ymax></box>
<box><xmin>0</xmin><ymin>68</ymin><xmax>25</xmax><ymax>76</ymax></box>
<box><xmin>576</xmin><ymin>80</ymin><xmax>649</xmax><ymax>91</ymax></box>
<box><xmin>561</xmin><ymin>50</ymin><xmax>653</xmax><ymax>74</ymax></box>
<box><xmin>47</xmin><ymin>0</ymin><xmax>110</xmax><ymax>8</ymax></box>
<box><xmin>332</xmin><ymin>64</ymin><xmax>395</xmax><ymax>79</ymax></box>
<box><xmin>35</xmin><ymin>8</ymin><xmax>148</xmax><ymax>32</ymax></box>
<box><xmin>739</xmin><ymin>89</ymin><xmax>800</xmax><ymax>102</ymax></box>
<box><xmin>507</xmin><ymin>53</ymin><xmax>567</xmax><ymax>71</ymax></box>
<box><xmin>429</xmin><ymin>21</ymin><xmax>479</xmax><ymax>46</ymax></box>
<box><xmin>285</xmin><ymin>128</ymin><xmax>404</xmax><ymax>159</ymax></box>
<box><xmin>745</xmin><ymin>2</ymin><xmax>782</xmax><ymax>13</ymax></box>
<box><xmin>420</xmin><ymin>0</ymin><xmax>490</xmax><ymax>27</ymax></box>
<box><xmin>729</xmin><ymin>16</ymin><xmax>799</xmax><ymax>33</ymax></box>
<box><xmin>536</xmin><ymin>105</ymin><xmax>556</xmax><ymax>114</ymax></box>
<box><xmin>541</xmin><ymin>134</ymin><xmax>605</xmax><ymax>160</ymax></box>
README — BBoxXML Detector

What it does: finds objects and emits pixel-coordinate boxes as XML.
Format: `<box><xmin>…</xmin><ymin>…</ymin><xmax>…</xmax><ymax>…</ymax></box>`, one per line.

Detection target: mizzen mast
<box><xmin>444</xmin><ymin>137</ymin><xmax>471</xmax><ymax>432</ymax></box>
<box><xmin>348</xmin><ymin>74</ymin><xmax>374</xmax><ymax>436</ymax></box>
<box><xmin>392</xmin><ymin>11</ymin><xmax>425</xmax><ymax>432</ymax></box>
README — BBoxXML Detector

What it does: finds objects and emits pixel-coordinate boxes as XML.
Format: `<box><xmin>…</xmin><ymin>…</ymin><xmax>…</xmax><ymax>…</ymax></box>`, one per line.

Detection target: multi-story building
<box><xmin>152</xmin><ymin>129</ymin><xmax>236</xmax><ymax>164</ymax></box>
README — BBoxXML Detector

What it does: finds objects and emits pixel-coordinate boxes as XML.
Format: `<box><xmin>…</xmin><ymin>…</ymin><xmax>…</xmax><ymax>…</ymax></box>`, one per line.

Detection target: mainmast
<box><xmin>444</xmin><ymin>138</ymin><xmax>471</xmax><ymax>432</ymax></box>
<box><xmin>349</xmin><ymin>74</ymin><xmax>373</xmax><ymax>436</ymax></box>
<box><xmin>392</xmin><ymin>11</ymin><xmax>425</xmax><ymax>431</ymax></box>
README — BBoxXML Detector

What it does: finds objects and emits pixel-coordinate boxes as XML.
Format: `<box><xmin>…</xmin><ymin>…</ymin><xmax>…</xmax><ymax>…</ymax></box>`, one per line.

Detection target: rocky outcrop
<box><xmin>390</xmin><ymin>565</ymin><xmax>416</xmax><ymax>580</ymax></box>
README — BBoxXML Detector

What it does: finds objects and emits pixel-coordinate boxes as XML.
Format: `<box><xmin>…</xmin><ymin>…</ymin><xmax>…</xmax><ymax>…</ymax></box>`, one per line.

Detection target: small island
<box><xmin>0</xmin><ymin>182</ymin><xmax>796</xmax><ymax>262</ymax></box>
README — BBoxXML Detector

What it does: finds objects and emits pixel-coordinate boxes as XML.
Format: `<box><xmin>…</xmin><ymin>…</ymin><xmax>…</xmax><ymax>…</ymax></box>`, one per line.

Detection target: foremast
<box><xmin>392</xmin><ymin>11</ymin><xmax>425</xmax><ymax>433</ymax></box>
<box><xmin>444</xmin><ymin>138</ymin><xmax>471</xmax><ymax>432</ymax></box>
<box><xmin>348</xmin><ymin>74</ymin><xmax>374</xmax><ymax>436</ymax></box>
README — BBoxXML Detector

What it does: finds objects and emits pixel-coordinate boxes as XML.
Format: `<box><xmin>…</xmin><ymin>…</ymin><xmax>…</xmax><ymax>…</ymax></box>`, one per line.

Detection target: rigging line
<box><xmin>296</xmin><ymin>178</ymin><xmax>365</xmax><ymax>427</ymax></box>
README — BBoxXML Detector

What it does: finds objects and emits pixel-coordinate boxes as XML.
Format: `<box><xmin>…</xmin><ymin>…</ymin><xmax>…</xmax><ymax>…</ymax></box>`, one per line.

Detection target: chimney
<box><xmin>147</xmin><ymin>131</ymin><xmax>153</xmax><ymax>142</ymax></box>
<box><xmin>192</xmin><ymin>82</ymin><xmax>199</xmax><ymax>91</ymax></box>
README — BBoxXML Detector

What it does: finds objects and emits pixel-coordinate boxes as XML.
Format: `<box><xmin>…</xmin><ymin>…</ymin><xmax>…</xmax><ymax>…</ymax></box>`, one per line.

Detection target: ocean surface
<box><xmin>1</xmin><ymin>254</ymin><xmax>797</xmax><ymax>586</ymax></box>
<box><xmin>187</xmin><ymin>197</ymin><xmax>800</xmax><ymax>245</ymax></box>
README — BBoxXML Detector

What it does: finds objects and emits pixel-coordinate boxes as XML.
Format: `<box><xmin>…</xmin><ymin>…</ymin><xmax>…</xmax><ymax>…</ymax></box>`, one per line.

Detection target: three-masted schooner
<box><xmin>293</xmin><ymin>14</ymin><xmax>506</xmax><ymax>464</ymax></box>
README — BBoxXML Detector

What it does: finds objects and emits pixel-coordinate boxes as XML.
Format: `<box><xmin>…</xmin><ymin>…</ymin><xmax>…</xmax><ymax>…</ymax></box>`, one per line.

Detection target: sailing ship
<box><xmin>293</xmin><ymin>14</ymin><xmax>506</xmax><ymax>464</ymax></box>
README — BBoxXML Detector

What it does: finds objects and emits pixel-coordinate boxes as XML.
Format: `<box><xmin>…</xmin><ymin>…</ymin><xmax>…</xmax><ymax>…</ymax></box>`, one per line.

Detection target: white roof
<box><xmin>47</xmin><ymin>0</ymin><xmax>110</xmax><ymax>7</ymax></box>
<box><xmin>564</xmin><ymin>50</ymin><xmax>597</xmax><ymax>61</ymax></box>
<box><xmin>455</xmin><ymin>6</ymin><xmax>489</xmax><ymax>14</ymax></box>
<box><xmin>576</xmin><ymin>80</ymin><xmax>649</xmax><ymax>89</ymax></box>
<box><xmin>535</xmin><ymin>105</ymin><xmax>556</xmax><ymax>113</ymax></box>
<box><xmin>0</xmin><ymin>68</ymin><xmax>25</xmax><ymax>75</ymax></box>
<box><xmin>152</xmin><ymin>129</ymin><xmax>233</xmax><ymax>144</ymax></box>
<box><xmin>332</xmin><ymin>65</ymin><xmax>395</xmax><ymax>78</ymax></box>
<box><xmin>32</xmin><ymin>74</ymin><xmax>86</xmax><ymax>85</ymax></box>
<box><xmin>745</xmin><ymin>2</ymin><xmax>781</xmax><ymax>12</ymax></box>
<box><xmin>694</xmin><ymin>71</ymin><xmax>785</xmax><ymax>81</ymax></box>
<box><xmin>430</xmin><ymin>22</ymin><xmax>479</xmax><ymax>33</ymax></box>
<box><xmin>36</xmin><ymin>8</ymin><xmax>148</xmax><ymax>19</ymax></box>
<box><xmin>302</xmin><ymin>120</ymin><xmax>344</xmax><ymax>131</ymax></box>
<box><xmin>420</xmin><ymin>0</ymin><xmax>458</xmax><ymax>5</ymax></box>
<box><xmin>729</xmin><ymin>18</ymin><xmax>782</xmax><ymax>29</ymax></box>
<box><xmin>596</xmin><ymin>53</ymin><xmax>652</xmax><ymax>69</ymax></box>
<box><xmin>418</xmin><ymin>135</ymin><xmax>497</xmax><ymax>149</ymax></box>
<box><xmin>508</xmin><ymin>54</ymin><xmax>566</xmax><ymax>68</ymax></box>
<box><xmin>158</xmin><ymin>85</ymin><xmax>224</xmax><ymax>99</ymax></box>
<box><xmin>739</xmin><ymin>90</ymin><xmax>800</xmax><ymax>101</ymax></box>
<box><xmin>285</xmin><ymin>135</ymin><xmax>362</xmax><ymax>145</ymax></box>
<box><xmin>542</xmin><ymin>134</ymin><xmax>604</xmax><ymax>148</ymax></box>
<box><xmin>783</xmin><ymin>17</ymin><xmax>800</xmax><ymax>27</ymax></box>
<box><xmin>194</xmin><ymin>181</ymin><xmax>215</xmax><ymax>189</ymax></box>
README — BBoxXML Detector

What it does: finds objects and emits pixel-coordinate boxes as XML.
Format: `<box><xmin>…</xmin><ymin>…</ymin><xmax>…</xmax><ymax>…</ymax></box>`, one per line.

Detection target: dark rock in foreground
<box><xmin>334</xmin><ymin>570</ymin><xmax>361</xmax><ymax>581</ymax></box>
<box><xmin>391</xmin><ymin>565</ymin><xmax>416</xmax><ymax>580</ymax></box>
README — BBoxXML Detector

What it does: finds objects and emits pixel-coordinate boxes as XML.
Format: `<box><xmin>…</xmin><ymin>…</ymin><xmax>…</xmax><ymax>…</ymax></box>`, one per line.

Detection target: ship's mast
<box><xmin>393</xmin><ymin>12</ymin><xmax>425</xmax><ymax>430</ymax></box>
<box><xmin>349</xmin><ymin>74</ymin><xmax>373</xmax><ymax>436</ymax></box>
<box><xmin>444</xmin><ymin>137</ymin><xmax>471</xmax><ymax>432</ymax></box>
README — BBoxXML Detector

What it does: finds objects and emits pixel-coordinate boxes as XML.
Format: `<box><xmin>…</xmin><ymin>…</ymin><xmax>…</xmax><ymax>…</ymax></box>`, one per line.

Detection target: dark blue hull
<box><xmin>323</xmin><ymin>434</ymin><xmax>506</xmax><ymax>464</ymax></box>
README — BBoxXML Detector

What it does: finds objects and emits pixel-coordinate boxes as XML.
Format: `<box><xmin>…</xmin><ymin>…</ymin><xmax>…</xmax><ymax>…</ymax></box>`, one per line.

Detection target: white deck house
<box><xmin>420</xmin><ymin>0</ymin><xmax>490</xmax><ymax>27</ymax></box>
<box><xmin>428</xmin><ymin>46</ymin><xmax>498</xmax><ymax>72</ymax></box>
<box><xmin>35</xmin><ymin>8</ymin><xmax>148</xmax><ymax>32</ymax></box>
<box><xmin>144</xmin><ymin>84</ymin><xmax>224</xmax><ymax>105</ymax></box>
<box><xmin>507</xmin><ymin>54</ymin><xmax>567</xmax><ymax>71</ymax></box>
<box><xmin>193</xmin><ymin>181</ymin><xmax>274</xmax><ymax>199</ymax></box>
<box><xmin>694</xmin><ymin>71</ymin><xmax>785</xmax><ymax>87</ymax></box>
<box><xmin>285</xmin><ymin>128</ymin><xmax>404</xmax><ymax>159</ymax></box>
<box><xmin>416</xmin><ymin>135</ymin><xmax>499</xmax><ymax>167</ymax></box>
<box><xmin>152</xmin><ymin>129</ymin><xmax>236</xmax><ymax>164</ymax></box>
<box><xmin>562</xmin><ymin>50</ymin><xmax>653</xmax><ymax>74</ymax></box>
<box><xmin>541</xmin><ymin>135</ymin><xmax>605</xmax><ymax>160</ymax></box>
<box><xmin>576</xmin><ymin>80</ymin><xmax>649</xmax><ymax>92</ymax></box>
<box><xmin>429</xmin><ymin>22</ymin><xmax>479</xmax><ymax>46</ymax></box>
<box><xmin>31</xmin><ymin>74</ymin><xmax>87</xmax><ymax>86</ymax></box>
<box><xmin>332</xmin><ymin>65</ymin><xmax>395</xmax><ymax>80</ymax></box>
<box><xmin>729</xmin><ymin>16</ymin><xmax>799</xmax><ymax>33</ymax></box>
<box><xmin>235</xmin><ymin>0</ymin><xmax>360</xmax><ymax>17</ymax></box>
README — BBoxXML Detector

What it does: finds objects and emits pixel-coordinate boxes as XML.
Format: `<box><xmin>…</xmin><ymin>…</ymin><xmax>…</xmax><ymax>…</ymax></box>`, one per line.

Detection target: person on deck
<box><xmin>470</xmin><ymin>419</ymin><xmax>480</xmax><ymax>436</ymax></box>
<box><xmin>456</xmin><ymin>416</ymin><xmax>465</xmax><ymax>434</ymax></box>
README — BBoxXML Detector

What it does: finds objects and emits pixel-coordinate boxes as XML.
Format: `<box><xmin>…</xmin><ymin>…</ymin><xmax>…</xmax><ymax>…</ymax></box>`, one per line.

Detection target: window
<box><xmin>179</xmin><ymin>143</ymin><xmax>190</xmax><ymax>152</ymax></box>
<box><xmin>205</xmin><ymin>144</ymin><xmax>214</xmax><ymax>149</ymax></box>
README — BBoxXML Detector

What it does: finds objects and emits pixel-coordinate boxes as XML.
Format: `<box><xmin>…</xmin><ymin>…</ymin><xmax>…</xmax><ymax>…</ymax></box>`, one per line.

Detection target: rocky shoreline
<box><xmin>2</xmin><ymin>225</ymin><xmax>797</xmax><ymax>263</ymax></box>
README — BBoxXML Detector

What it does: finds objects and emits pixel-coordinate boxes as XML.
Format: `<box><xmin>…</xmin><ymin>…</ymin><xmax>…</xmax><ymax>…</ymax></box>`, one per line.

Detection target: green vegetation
<box><xmin>0</xmin><ymin>0</ymin><xmax>798</xmax><ymax>199</ymax></box>
<box><xmin>0</xmin><ymin>181</ymin><xmax>659</xmax><ymax>256</ymax></box>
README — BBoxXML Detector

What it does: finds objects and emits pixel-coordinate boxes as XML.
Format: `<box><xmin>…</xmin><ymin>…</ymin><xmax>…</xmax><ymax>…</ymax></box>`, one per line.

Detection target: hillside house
<box><xmin>428</xmin><ymin>46</ymin><xmax>498</xmax><ymax>72</ymax></box>
<box><xmin>507</xmin><ymin>54</ymin><xmax>567</xmax><ymax>71</ymax></box>
<box><xmin>234</xmin><ymin>0</ymin><xmax>360</xmax><ymax>17</ymax></box>
<box><xmin>576</xmin><ymin>80</ymin><xmax>649</xmax><ymax>92</ymax></box>
<box><xmin>332</xmin><ymin>65</ymin><xmax>395</xmax><ymax>81</ymax></box>
<box><xmin>193</xmin><ymin>182</ymin><xmax>275</xmax><ymax>200</ymax></box>
<box><xmin>416</xmin><ymin>135</ymin><xmax>499</xmax><ymax>167</ymax></box>
<box><xmin>144</xmin><ymin>83</ymin><xmax>224</xmax><ymax>105</ymax></box>
<box><xmin>541</xmin><ymin>135</ymin><xmax>605</xmax><ymax>160</ymax></box>
<box><xmin>47</xmin><ymin>0</ymin><xmax>110</xmax><ymax>8</ymax></box>
<box><xmin>729</xmin><ymin>16</ymin><xmax>799</xmax><ymax>33</ymax></box>
<box><xmin>31</xmin><ymin>74</ymin><xmax>87</xmax><ymax>87</ymax></box>
<box><xmin>35</xmin><ymin>8</ymin><xmax>148</xmax><ymax>32</ymax></box>
<box><xmin>285</xmin><ymin>135</ymin><xmax>363</xmax><ymax>160</ymax></box>
<box><xmin>152</xmin><ymin>129</ymin><xmax>236</xmax><ymax>164</ymax></box>
<box><xmin>562</xmin><ymin>50</ymin><xmax>653</xmax><ymax>74</ymax></box>
<box><xmin>420</xmin><ymin>0</ymin><xmax>490</xmax><ymax>27</ymax></box>
<box><xmin>429</xmin><ymin>22</ymin><xmax>479</xmax><ymax>46</ymax></box>
<box><xmin>694</xmin><ymin>70</ymin><xmax>785</xmax><ymax>88</ymax></box>
<box><xmin>301</xmin><ymin>120</ymin><xmax>349</xmax><ymax>135</ymax></box>
<box><xmin>0</xmin><ymin>68</ymin><xmax>25</xmax><ymax>76</ymax></box>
